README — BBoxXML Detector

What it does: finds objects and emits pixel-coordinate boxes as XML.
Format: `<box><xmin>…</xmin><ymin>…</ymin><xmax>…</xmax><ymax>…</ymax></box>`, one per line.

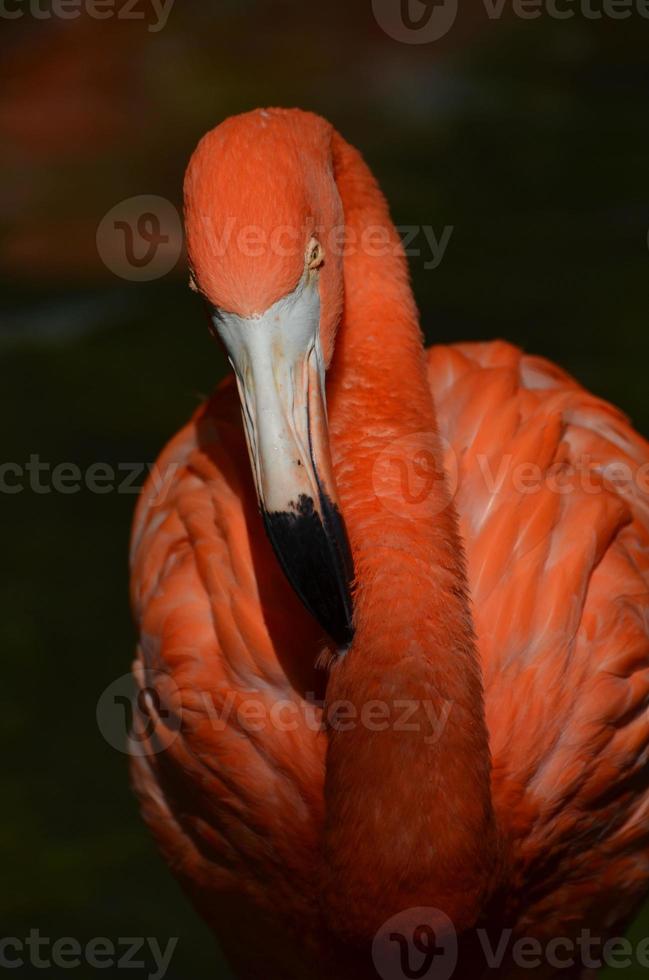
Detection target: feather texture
<box><xmin>130</xmin><ymin>340</ymin><xmax>649</xmax><ymax>975</ymax></box>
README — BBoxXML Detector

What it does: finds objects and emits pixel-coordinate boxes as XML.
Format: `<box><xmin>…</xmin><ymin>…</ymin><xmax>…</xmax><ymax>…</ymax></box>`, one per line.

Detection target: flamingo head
<box><xmin>183</xmin><ymin>108</ymin><xmax>354</xmax><ymax>652</ymax></box>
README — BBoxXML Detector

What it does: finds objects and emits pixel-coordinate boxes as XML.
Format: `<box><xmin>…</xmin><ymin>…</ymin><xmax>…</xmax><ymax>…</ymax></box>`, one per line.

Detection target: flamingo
<box><xmin>129</xmin><ymin>108</ymin><xmax>649</xmax><ymax>979</ymax></box>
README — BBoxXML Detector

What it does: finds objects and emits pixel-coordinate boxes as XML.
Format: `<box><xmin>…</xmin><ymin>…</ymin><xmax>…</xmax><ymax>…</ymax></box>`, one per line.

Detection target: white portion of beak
<box><xmin>210</xmin><ymin>267</ymin><xmax>355</xmax><ymax>649</ymax></box>
<box><xmin>211</xmin><ymin>270</ymin><xmax>330</xmax><ymax>515</ymax></box>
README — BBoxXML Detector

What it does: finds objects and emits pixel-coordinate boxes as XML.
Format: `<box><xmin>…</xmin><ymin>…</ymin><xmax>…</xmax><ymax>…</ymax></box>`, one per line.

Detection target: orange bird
<box><xmin>130</xmin><ymin>108</ymin><xmax>649</xmax><ymax>979</ymax></box>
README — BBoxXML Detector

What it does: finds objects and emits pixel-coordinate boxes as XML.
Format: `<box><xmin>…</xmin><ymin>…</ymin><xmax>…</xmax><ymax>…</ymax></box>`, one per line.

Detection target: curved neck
<box><xmin>323</xmin><ymin>131</ymin><xmax>498</xmax><ymax>943</ymax></box>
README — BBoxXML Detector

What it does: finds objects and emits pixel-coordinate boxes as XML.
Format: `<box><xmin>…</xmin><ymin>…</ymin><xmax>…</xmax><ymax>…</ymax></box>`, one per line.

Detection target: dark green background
<box><xmin>2</xmin><ymin>1</ymin><xmax>648</xmax><ymax>976</ymax></box>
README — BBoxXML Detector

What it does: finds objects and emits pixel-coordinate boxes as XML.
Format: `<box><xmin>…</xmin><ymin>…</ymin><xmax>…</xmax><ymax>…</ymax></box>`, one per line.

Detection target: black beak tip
<box><xmin>262</xmin><ymin>493</ymin><xmax>355</xmax><ymax>651</ymax></box>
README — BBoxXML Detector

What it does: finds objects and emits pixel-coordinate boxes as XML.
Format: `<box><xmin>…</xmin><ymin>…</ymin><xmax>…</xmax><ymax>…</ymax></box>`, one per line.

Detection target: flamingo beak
<box><xmin>210</xmin><ymin>273</ymin><xmax>355</xmax><ymax>651</ymax></box>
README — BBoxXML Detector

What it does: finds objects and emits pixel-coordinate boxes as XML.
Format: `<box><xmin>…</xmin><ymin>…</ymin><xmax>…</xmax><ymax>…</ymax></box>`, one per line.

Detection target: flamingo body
<box><xmin>130</xmin><ymin>109</ymin><xmax>649</xmax><ymax>979</ymax></box>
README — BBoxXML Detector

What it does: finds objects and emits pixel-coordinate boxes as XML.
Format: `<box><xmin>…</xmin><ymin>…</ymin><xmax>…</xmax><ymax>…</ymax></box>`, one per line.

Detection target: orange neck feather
<box><xmin>323</xmin><ymin>130</ymin><xmax>498</xmax><ymax>943</ymax></box>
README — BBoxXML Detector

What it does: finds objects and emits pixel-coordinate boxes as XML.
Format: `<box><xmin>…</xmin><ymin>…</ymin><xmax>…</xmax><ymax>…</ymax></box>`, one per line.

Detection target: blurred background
<box><xmin>2</xmin><ymin>1</ymin><xmax>648</xmax><ymax>976</ymax></box>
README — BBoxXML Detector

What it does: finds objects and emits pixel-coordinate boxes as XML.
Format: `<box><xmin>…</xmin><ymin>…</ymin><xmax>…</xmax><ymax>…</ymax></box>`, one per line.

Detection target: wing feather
<box><xmin>129</xmin><ymin>380</ymin><xmax>327</xmax><ymax>931</ymax></box>
<box><xmin>428</xmin><ymin>341</ymin><xmax>649</xmax><ymax>934</ymax></box>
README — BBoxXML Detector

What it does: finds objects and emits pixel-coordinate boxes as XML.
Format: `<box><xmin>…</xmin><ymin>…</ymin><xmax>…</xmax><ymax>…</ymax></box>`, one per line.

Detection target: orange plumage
<box><xmin>130</xmin><ymin>108</ymin><xmax>649</xmax><ymax>978</ymax></box>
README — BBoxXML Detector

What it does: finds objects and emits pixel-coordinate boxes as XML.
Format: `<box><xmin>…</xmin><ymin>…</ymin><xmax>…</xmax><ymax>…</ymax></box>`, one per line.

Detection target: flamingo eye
<box><xmin>307</xmin><ymin>240</ymin><xmax>324</xmax><ymax>270</ymax></box>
